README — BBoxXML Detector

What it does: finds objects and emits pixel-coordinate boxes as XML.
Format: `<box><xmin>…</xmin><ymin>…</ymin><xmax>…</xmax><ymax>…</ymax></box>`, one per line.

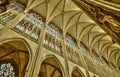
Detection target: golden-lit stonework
<box><xmin>0</xmin><ymin>0</ymin><xmax>120</xmax><ymax>77</ymax></box>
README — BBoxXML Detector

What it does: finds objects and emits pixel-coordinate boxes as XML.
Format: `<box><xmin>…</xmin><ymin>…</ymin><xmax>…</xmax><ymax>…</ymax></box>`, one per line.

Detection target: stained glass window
<box><xmin>25</xmin><ymin>12</ymin><xmax>44</xmax><ymax>28</ymax></box>
<box><xmin>65</xmin><ymin>34</ymin><xmax>76</xmax><ymax>48</ymax></box>
<box><xmin>16</xmin><ymin>21</ymin><xmax>25</xmax><ymax>31</ymax></box>
<box><xmin>80</xmin><ymin>42</ymin><xmax>90</xmax><ymax>56</ymax></box>
<box><xmin>0</xmin><ymin>63</ymin><xmax>15</xmax><ymax>77</ymax></box>
<box><xmin>92</xmin><ymin>50</ymin><xmax>100</xmax><ymax>62</ymax></box>
<box><xmin>16</xmin><ymin>20</ymin><xmax>40</xmax><ymax>40</ymax></box>
<box><xmin>0</xmin><ymin>12</ymin><xmax>16</xmax><ymax>25</ymax></box>
<box><xmin>9</xmin><ymin>2</ymin><xmax>25</xmax><ymax>14</ymax></box>
<box><xmin>46</xmin><ymin>23</ymin><xmax>61</xmax><ymax>39</ymax></box>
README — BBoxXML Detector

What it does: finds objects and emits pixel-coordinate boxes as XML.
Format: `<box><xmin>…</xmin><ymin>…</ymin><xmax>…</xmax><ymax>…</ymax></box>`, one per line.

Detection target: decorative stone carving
<box><xmin>90</xmin><ymin>7</ymin><xmax>120</xmax><ymax>35</ymax></box>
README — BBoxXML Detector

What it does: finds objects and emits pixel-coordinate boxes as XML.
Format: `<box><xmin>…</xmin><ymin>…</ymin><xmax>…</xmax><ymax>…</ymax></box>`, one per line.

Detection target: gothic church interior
<box><xmin>0</xmin><ymin>0</ymin><xmax>120</xmax><ymax>77</ymax></box>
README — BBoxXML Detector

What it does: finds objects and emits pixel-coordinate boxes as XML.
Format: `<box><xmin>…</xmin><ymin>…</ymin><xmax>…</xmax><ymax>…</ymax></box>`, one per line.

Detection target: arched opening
<box><xmin>0</xmin><ymin>39</ymin><xmax>30</xmax><ymax>77</ymax></box>
<box><xmin>72</xmin><ymin>69</ymin><xmax>84</xmax><ymax>77</ymax></box>
<box><xmin>39</xmin><ymin>57</ymin><xmax>63</xmax><ymax>77</ymax></box>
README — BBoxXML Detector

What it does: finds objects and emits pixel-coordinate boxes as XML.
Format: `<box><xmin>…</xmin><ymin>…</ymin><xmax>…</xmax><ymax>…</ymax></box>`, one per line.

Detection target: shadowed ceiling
<box><xmin>104</xmin><ymin>0</ymin><xmax>120</xmax><ymax>4</ymax></box>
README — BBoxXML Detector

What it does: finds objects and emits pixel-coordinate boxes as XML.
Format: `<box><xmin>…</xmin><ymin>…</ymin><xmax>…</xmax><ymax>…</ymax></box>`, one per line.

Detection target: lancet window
<box><xmin>0</xmin><ymin>12</ymin><xmax>17</xmax><ymax>25</ymax></box>
<box><xmin>9</xmin><ymin>1</ymin><xmax>25</xmax><ymax>14</ymax></box>
<box><xmin>15</xmin><ymin>20</ymin><xmax>40</xmax><ymax>40</ymax></box>
<box><xmin>46</xmin><ymin>23</ymin><xmax>61</xmax><ymax>39</ymax></box>
<box><xmin>65</xmin><ymin>34</ymin><xmax>76</xmax><ymax>48</ymax></box>
<box><xmin>25</xmin><ymin>12</ymin><xmax>44</xmax><ymax>28</ymax></box>
<box><xmin>80</xmin><ymin>42</ymin><xmax>90</xmax><ymax>56</ymax></box>
<box><xmin>92</xmin><ymin>50</ymin><xmax>100</xmax><ymax>62</ymax></box>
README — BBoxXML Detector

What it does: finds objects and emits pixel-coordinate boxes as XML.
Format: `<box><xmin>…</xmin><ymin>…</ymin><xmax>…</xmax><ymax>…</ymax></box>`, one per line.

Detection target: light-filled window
<box><xmin>25</xmin><ymin>12</ymin><xmax>44</xmax><ymax>28</ymax></box>
<box><xmin>0</xmin><ymin>12</ymin><xmax>16</xmax><ymax>24</ymax></box>
<box><xmin>92</xmin><ymin>50</ymin><xmax>100</xmax><ymax>62</ymax></box>
<box><xmin>44</xmin><ymin>34</ymin><xmax>62</xmax><ymax>53</ymax></box>
<box><xmin>46</xmin><ymin>23</ymin><xmax>61</xmax><ymax>39</ymax></box>
<box><xmin>16</xmin><ymin>21</ymin><xmax>25</xmax><ymax>31</ymax></box>
<box><xmin>9</xmin><ymin>2</ymin><xmax>25</xmax><ymax>14</ymax></box>
<box><xmin>0</xmin><ymin>63</ymin><xmax>15</xmax><ymax>77</ymax></box>
<box><xmin>16</xmin><ymin>20</ymin><xmax>40</xmax><ymax>40</ymax></box>
<box><xmin>4</xmin><ymin>14</ymin><xmax>16</xmax><ymax>22</ymax></box>
<box><xmin>80</xmin><ymin>42</ymin><xmax>90</xmax><ymax>56</ymax></box>
<box><xmin>65</xmin><ymin>34</ymin><xmax>76</xmax><ymax>48</ymax></box>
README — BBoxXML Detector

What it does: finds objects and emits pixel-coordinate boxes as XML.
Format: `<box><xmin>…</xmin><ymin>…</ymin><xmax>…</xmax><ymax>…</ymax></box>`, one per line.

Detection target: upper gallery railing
<box><xmin>0</xmin><ymin>11</ymin><xmax>17</xmax><ymax>25</ymax></box>
<box><xmin>15</xmin><ymin>19</ymin><xmax>41</xmax><ymax>42</ymax></box>
<box><xmin>43</xmin><ymin>33</ymin><xmax>62</xmax><ymax>56</ymax></box>
<box><xmin>0</xmin><ymin>2</ymin><xmax>25</xmax><ymax>25</ymax></box>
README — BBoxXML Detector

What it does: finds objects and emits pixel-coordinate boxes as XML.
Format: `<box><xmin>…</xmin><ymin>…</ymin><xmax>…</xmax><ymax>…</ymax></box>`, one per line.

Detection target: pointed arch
<box><xmin>39</xmin><ymin>54</ymin><xmax>65</xmax><ymax>77</ymax></box>
<box><xmin>72</xmin><ymin>66</ymin><xmax>85</xmax><ymax>77</ymax></box>
<box><xmin>0</xmin><ymin>38</ymin><xmax>32</xmax><ymax>77</ymax></box>
<box><xmin>0</xmin><ymin>38</ymin><xmax>32</xmax><ymax>56</ymax></box>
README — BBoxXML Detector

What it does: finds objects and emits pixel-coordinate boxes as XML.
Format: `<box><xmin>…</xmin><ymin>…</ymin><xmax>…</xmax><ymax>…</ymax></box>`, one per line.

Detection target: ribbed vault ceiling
<box><xmin>17</xmin><ymin>0</ymin><xmax>120</xmax><ymax>69</ymax></box>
